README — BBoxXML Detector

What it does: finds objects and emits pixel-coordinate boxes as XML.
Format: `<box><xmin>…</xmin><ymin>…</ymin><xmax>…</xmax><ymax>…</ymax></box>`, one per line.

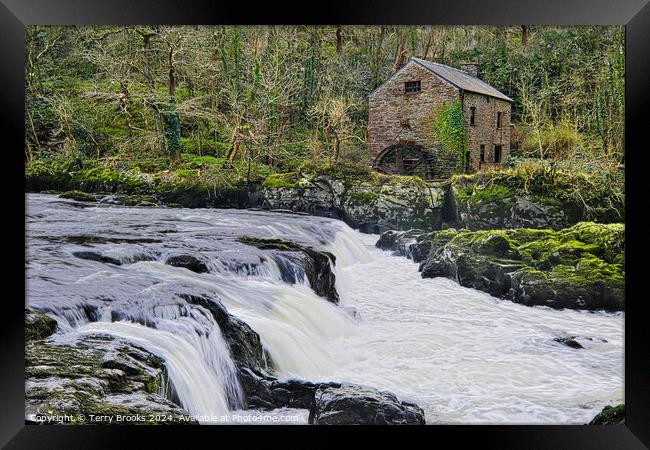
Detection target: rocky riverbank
<box><xmin>377</xmin><ymin>222</ymin><xmax>624</xmax><ymax>311</ymax></box>
<box><xmin>26</xmin><ymin>162</ymin><xmax>624</xmax><ymax>234</ymax></box>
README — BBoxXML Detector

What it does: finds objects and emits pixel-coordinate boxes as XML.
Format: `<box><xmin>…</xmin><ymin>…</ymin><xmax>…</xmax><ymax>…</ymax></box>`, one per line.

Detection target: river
<box><xmin>25</xmin><ymin>193</ymin><xmax>624</xmax><ymax>424</ymax></box>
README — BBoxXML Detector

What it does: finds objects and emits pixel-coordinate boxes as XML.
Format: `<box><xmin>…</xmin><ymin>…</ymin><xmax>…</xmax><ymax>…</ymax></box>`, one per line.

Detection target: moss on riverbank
<box><xmin>27</xmin><ymin>158</ymin><xmax>624</xmax><ymax>236</ymax></box>
<box><xmin>381</xmin><ymin>222</ymin><xmax>624</xmax><ymax>311</ymax></box>
<box><xmin>451</xmin><ymin>162</ymin><xmax>624</xmax><ymax>225</ymax></box>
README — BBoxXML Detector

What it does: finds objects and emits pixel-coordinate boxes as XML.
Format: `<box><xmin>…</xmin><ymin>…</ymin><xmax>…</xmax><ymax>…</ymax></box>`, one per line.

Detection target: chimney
<box><xmin>459</xmin><ymin>62</ymin><xmax>479</xmax><ymax>78</ymax></box>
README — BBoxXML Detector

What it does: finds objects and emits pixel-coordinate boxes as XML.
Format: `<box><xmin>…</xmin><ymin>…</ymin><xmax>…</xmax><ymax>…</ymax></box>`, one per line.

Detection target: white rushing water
<box><xmin>26</xmin><ymin>194</ymin><xmax>624</xmax><ymax>424</ymax></box>
<box><xmin>223</xmin><ymin>225</ymin><xmax>623</xmax><ymax>424</ymax></box>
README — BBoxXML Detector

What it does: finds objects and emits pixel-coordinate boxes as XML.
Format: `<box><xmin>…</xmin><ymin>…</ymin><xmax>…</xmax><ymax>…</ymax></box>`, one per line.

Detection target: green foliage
<box><xmin>300</xmin><ymin>160</ymin><xmax>372</xmax><ymax>179</ymax></box>
<box><xmin>179</xmin><ymin>153</ymin><xmax>222</xmax><ymax>168</ymax></box>
<box><xmin>433</xmin><ymin>100</ymin><xmax>467</xmax><ymax>172</ymax></box>
<box><xmin>520</xmin><ymin>120</ymin><xmax>585</xmax><ymax>160</ymax></box>
<box><xmin>453</xmin><ymin>160</ymin><xmax>624</xmax><ymax>221</ymax></box>
<box><xmin>24</xmin><ymin>25</ymin><xmax>625</xmax><ymax>198</ymax></box>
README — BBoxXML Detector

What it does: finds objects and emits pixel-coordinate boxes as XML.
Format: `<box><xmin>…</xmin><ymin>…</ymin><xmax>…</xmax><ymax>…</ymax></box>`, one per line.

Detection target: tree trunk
<box><xmin>521</xmin><ymin>25</ymin><xmax>529</xmax><ymax>45</ymax></box>
<box><xmin>393</xmin><ymin>31</ymin><xmax>407</xmax><ymax>72</ymax></box>
<box><xmin>142</xmin><ymin>32</ymin><xmax>163</xmax><ymax>149</ymax></box>
<box><xmin>335</xmin><ymin>25</ymin><xmax>343</xmax><ymax>53</ymax></box>
<box><xmin>168</xmin><ymin>45</ymin><xmax>176</xmax><ymax>97</ymax></box>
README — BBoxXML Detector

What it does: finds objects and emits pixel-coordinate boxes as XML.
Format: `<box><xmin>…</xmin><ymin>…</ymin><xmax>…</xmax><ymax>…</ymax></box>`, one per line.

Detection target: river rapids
<box><xmin>25</xmin><ymin>194</ymin><xmax>623</xmax><ymax>424</ymax></box>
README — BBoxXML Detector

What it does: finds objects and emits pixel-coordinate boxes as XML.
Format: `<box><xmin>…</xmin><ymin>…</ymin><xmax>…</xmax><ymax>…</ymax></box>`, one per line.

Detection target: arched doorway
<box><xmin>373</xmin><ymin>144</ymin><xmax>435</xmax><ymax>179</ymax></box>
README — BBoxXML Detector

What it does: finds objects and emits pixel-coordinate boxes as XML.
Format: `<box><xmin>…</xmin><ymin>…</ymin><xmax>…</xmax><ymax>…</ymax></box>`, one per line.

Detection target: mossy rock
<box><xmin>113</xmin><ymin>194</ymin><xmax>158</xmax><ymax>207</ymax></box>
<box><xmin>59</xmin><ymin>190</ymin><xmax>96</xmax><ymax>202</ymax></box>
<box><xmin>25</xmin><ymin>308</ymin><xmax>58</xmax><ymax>342</ymax></box>
<box><xmin>450</xmin><ymin>164</ymin><xmax>624</xmax><ymax>229</ymax></box>
<box><xmin>407</xmin><ymin>222</ymin><xmax>624</xmax><ymax>311</ymax></box>
<box><xmin>262</xmin><ymin>172</ymin><xmax>302</xmax><ymax>189</ymax></box>
<box><xmin>26</xmin><ymin>334</ymin><xmax>195</xmax><ymax>424</ymax></box>
<box><xmin>346</xmin><ymin>190</ymin><xmax>379</xmax><ymax>207</ymax></box>
<box><xmin>589</xmin><ymin>404</ymin><xmax>625</xmax><ymax>425</ymax></box>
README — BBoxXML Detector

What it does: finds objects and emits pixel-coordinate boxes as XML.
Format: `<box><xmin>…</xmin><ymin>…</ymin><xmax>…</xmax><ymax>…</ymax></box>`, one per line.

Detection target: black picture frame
<box><xmin>3</xmin><ymin>0</ymin><xmax>649</xmax><ymax>447</ymax></box>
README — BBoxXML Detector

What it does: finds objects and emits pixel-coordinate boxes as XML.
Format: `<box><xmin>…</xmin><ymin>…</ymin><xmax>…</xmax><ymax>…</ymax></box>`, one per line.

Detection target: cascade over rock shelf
<box><xmin>26</xmin><ymin>309</ymin><xmax>196</xmax><ymax>424</ymax></box>
<box><xmin>25</xmin><ymin>224</ymin><xmax>425</xmax><ymax>424</ymax></box>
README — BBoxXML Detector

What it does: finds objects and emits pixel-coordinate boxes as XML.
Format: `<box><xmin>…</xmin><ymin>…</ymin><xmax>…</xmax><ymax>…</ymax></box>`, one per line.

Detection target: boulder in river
<box><xmin>25</xmin><ymin>308</ymin><xmax>58</xmax><ymax>341</ymax></box>
<box><xmin>588</xmin><ymin>404</ymin><xmax>625</xmax><ymax>425</ymax></box>
<box><xmin>59</xmin><ymin>190</ymin><xmax>97</xmax><ymax>202</ymax></box>
<box><xmin>73</xmin><ymin>251</ymin><xmax>123</xmax><ymax>266</ymax></box>
<box><xmin>552</xmin><ymin>336</ymin><xmax>584</xmax><ymax>349</ymax></box>
<box><xmin>165</xmin><ymin>255</ymin><xmax>209</xmax><ymax>273</ymax></box>
<box><xmin>309</xmin><ymin>383</ymin><xmax>426</xmax><ymax>425</ymax></box>
<box><xmin>234</xmin><ymin>372</ymin><xmax>426</xmax><ymax>425</ymax></box>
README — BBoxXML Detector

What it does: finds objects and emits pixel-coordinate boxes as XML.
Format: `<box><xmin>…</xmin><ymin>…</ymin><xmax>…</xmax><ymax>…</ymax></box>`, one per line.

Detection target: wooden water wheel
<box><xmin>373</xmin><ymin>144</ymin><xmax>435</xmax><ymax>179</ymax></box>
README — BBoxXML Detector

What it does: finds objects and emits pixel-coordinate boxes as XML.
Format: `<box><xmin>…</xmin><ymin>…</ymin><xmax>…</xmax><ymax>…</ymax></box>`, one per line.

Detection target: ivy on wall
<box><xmin>162</xmin><ymin>98</ymin><xmax>181</xmax><ymax>159</ymax></box>
<box><xmin>433</xmin><ymin>100</ymin><xmax>467</xmax><ymax>172</ymax></box>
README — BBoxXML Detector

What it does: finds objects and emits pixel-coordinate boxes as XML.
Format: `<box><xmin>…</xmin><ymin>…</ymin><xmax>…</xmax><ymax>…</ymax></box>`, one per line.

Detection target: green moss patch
<box><xmin>415</xmin><ymin>221</ymin><xmax>624</xmax><ymax>311</ymax></box>
<box><xmin>59</xmin><ymin>190</ymin><xmax>96</xmax><ymax>202</ymax></box>
<box><xmin>262</xmin><ymin>172</ymin><xmax>302</xmax><ymax>189</ymax></box>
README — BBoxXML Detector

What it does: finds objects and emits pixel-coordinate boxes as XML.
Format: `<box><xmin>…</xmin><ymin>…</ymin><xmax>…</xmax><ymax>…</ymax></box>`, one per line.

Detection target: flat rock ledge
<box><xmin>25</xmin><ymin>310</ymin><xmax>196</xmax><ymax>425</ymax></box>
<box><xmin>238</xmin><ymin>236</ymin><xmax>339</xmax><ymax>304</ymax></box>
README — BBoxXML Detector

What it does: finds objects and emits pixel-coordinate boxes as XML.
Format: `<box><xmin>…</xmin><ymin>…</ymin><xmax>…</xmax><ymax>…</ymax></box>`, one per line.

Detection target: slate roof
<box><xmin>411</xmin><ymin>58</ymin><xmax>513</xmax><ymax>102</ymax></box>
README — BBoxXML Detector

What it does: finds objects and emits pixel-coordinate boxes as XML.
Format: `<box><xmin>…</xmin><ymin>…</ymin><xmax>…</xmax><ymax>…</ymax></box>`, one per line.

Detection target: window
<box><xmin>494</xmin><ymin>145</ymin><xmax>502</xmax><ymax>163</ymax></box>
<box><xmin>480</xmin><ymin>145</ymin><xmax>485</xmax><ymax>163</ymax></box>
<box><xmin>405</xmin><ymin>80</ymin><xmax>421</xmax><ymax>93</ymax></box>
<box><xmin>469</xmin><ymin>107</ymin><xmax>476</xmax><ymax>126</ymax></box>
<box><xmin>496</xmin><ymin>112</ymin><xmax>503</xmax><ymax>129</ymax></box>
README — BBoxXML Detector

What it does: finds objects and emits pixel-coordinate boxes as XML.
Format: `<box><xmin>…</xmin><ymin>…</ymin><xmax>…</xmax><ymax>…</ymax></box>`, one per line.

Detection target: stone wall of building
<box><xmin>463</xmin><ymin>91</ymin><xmax>511</xmax><ymax>171</ymax></box>
<box><xmin>368</xmin><ymin>62</ymin><xmax>459</xmax><ymax>179</ymax></box>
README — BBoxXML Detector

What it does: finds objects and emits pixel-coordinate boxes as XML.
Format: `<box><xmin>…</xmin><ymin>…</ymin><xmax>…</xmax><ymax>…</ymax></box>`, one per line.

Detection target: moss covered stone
<box><xmin>59</xmin><ymin>190</ymin><xmax>96</xmax><ymax>202</ymax></box>
<box><xmin>450</xmin><ymin>164</ymin><xmax>624</xmax><ymax>230</ymax></box>
<box><xmin>262</xmin><ymin>172</ymin><xmax>302</xmax><ymax>189</ymax></box>
<box><xmin>25</xmin><ymin>308</ymin><xmax>58</xmax><ymax>342</ymax></box>
<box><xmin>589</xmin><ymin>404</ymin><xmax>625</xmax><ymax>425</ymax></box>
<box><xmin>380</xmin><ymin>222</ymin><xmax>624</xmax><ymax>311</ymax></box>
<box><xmin>25</xmin><ymin>334</ymin><xmax>195</xmax><ymax>424</ymax></box>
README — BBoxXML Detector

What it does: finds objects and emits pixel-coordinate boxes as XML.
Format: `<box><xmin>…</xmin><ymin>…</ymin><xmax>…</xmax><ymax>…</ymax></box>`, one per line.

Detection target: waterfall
<box><xmin>72</xmin><ymin>321</ymin><xmax>233</xmax><ymax>422</ymax></box>
<box><xmin>26</xmin><ymin>194</ymin><xmax>624</xmax><ymax>424</ymax></box>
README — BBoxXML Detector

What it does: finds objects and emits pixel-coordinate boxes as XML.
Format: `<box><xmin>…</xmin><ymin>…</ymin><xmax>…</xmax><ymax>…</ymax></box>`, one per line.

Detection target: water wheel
<box><xmin>373</xmin><ymin>144</ymin><xmax>435</xmax><ymax>179</ymax></box>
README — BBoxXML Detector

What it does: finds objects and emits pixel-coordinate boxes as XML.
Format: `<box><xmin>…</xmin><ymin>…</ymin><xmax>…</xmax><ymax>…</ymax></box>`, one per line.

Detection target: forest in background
<box><xmin>25</xmin><ymin>25</ymin><xmax>624</xmax><ymax>187</ymax></box>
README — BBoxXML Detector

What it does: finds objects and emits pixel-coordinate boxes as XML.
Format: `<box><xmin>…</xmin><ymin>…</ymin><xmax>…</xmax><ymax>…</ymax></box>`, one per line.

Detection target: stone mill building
<box><xmin>368</xmin><ymin>58</ymin><xmax>513</xmax><ymax>179</ymax></box>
